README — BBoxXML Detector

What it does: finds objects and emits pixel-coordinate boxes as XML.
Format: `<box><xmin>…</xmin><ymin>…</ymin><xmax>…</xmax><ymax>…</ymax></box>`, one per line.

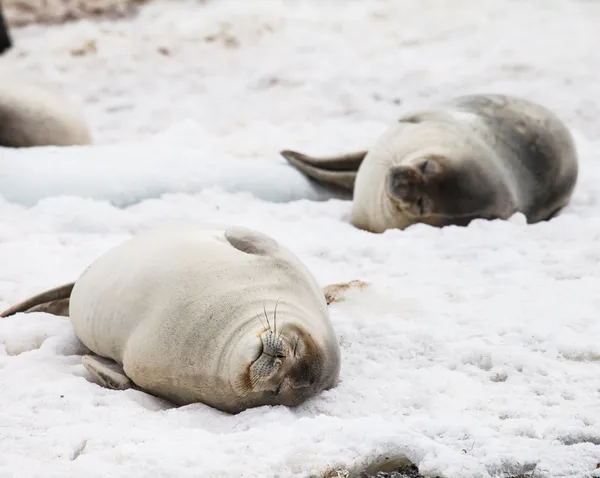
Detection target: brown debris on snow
<box><xmin>2</xmin><ymin>0</ymin><xmax>152</xmax><ymax>28</ymax></box>
<box><xmin>323</xmin><ymin>279</ymin><xmax>369</xmax><ymax>305</ymax></box>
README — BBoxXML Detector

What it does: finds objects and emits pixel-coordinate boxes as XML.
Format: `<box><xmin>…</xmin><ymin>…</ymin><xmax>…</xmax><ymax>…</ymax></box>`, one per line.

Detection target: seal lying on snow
<box><xmin>0</xmin><ymin>77</ymin><xmax>92</xmax><ymax>147</ymax></box>
<box><xmin>281</xmin><ymin>94</ymin><xmax>579</xmax><ymax>233</ymax></box>
<box><xmin>0</xmin><ymin>225</ymin><xmax>341</xmax><ymax>414</ymax></box>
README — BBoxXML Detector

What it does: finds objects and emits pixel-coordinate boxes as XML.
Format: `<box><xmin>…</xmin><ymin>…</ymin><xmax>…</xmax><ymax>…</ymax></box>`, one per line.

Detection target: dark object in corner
<box><xmin>360</xmin><ymin>464</ymin><xmax>532</xmax><ymax>478</ymax></box>
<box><xmin>0</xmin><ymin>5</ymin><xmax>12</xmax><ymax>55</ymax></box>
<box><xmin>360</xmin><ymin>464</ymin><xmax>440</xmax><ymax>478</ymax></box>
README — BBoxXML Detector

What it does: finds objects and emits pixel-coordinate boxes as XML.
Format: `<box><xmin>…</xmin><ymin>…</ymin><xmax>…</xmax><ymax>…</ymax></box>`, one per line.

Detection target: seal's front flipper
<box><xmin>82</xmin><ymin>355</ymin><xmax>133</xmax><ymax>390</ymax></box>
<box><xmin>280</xmin><ymin>149</ymin><xmax>367</xmax><ymax>193</ymax></box>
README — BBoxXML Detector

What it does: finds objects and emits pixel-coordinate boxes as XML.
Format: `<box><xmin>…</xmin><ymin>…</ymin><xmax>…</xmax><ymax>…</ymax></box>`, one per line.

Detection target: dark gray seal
<box><xmin>281</xmin><ymin>94</ymin><xmax>578</xmax><ymax>233</ymax></box>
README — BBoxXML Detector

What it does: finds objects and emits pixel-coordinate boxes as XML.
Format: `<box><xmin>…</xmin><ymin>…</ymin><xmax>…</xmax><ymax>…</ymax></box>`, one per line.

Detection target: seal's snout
<box><xmin>288</xmin><ymin>352</ymin><xmax>321</xmax><ymax>391</ymax></box>
<box><xmin>259</xmin><ymin>329</ymin><xmax>285</xmax><ymax>359</ymax></box>
<box><xmin>387</xmin><ymin>165</ymin><xmax>421</xmax><ymax>200</ymax></box>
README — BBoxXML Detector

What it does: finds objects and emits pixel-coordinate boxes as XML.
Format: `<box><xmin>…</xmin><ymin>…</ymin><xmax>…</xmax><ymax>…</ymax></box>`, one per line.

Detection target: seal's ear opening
<box><xmin>280</xmin><ymin>149</ymin><xmax>366</xmax><ymax>193</ymax></box>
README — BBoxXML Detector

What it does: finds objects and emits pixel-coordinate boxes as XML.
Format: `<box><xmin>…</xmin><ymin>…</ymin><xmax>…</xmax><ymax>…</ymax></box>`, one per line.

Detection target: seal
<box><xmin>0</xmin><ymin>77</ymin><xmax>92</xmax><ymax>147</ymax></box>
<box><xmin>281</xmin><ymin>94</ymin><xmax>579</xmax><ymax>233</ymax></box>
<box><xmin>0</xmin><ymin>224</ymin><xmax>342</xmax><ymax>414</ymax></box>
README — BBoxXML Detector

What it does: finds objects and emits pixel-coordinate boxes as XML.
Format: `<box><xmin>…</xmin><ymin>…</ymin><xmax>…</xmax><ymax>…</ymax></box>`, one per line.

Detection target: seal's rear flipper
<box><xmin>0</xmin><ymin>282</ymin><xmax>75</xmax><ymax>318</ymax></box>
<box><xmin>280</xmin><ymin>149</ymin><xmax>367</xmax><ymax>193</ymax></box>
<box><xmin>82</xmin><ymin>355</ymin><xmax>133</xmax><ymax>391</ymax></box>
<box><xmin>26</xmin><ymin>298</ymin><xmax>70</xmax><ymax>317</ymax></box>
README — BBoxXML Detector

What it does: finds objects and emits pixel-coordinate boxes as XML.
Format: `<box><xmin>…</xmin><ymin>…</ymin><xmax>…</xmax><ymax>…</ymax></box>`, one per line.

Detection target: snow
<box><xmin>1</xmin><ymin>0</ymin><xmax>600</xmax><ymax>477</ymax></box>
<box><xmin>0</xmin><ymin>144</ymin><xmax>345</xmax><ymax>207</ymax></box>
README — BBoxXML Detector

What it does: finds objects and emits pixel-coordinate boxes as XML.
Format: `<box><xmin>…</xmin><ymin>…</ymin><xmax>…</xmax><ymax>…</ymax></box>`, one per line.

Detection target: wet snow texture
<box><xmin>1</xmin><ymin>1</ymin><xmax>600</xmax><ymax>477</ymax></box>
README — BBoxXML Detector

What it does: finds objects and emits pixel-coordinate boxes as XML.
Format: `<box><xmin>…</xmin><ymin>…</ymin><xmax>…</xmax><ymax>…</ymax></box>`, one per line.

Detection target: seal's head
<box><xmin>385</xmin><ymin>154</ymin><xmax>498</xmax><ymax>227</ymax></box>
<box><xmin>232</xmin><ymin>317</ymin><xmax>340</xmax><ymax>410</ymax></box>
<box><xmin>218</xmin><ymin>225</ymin><xmax>341</xmax><ymax>412</ymax></box>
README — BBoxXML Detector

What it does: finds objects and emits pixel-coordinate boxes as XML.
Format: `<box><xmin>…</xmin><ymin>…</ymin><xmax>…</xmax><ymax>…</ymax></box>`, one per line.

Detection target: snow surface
<box><xmin>2</xmin><ymin>0</ymin><xmax>600</xmax><ymax>477</ymax></box>
<box><xmin>0</xmin><ymin>144</ymin><xmax>346</xmax><ymax>207</ymax></box>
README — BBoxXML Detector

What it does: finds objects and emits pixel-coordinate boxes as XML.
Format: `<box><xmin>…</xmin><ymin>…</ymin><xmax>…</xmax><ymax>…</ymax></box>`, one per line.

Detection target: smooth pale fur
<box><xmin>281</xmin><ymin>94</ymin><xmax>578</xmax><ymax>233</ymax></box>
<box><xmin>0</xmin><ymin>225</ymin><xmax>341</xmax><ymax>414</ymax></box>
<box><xmin>0</xmin><ymin>77</ymin><xmax>92</xmax><ymax>147</ymax></box>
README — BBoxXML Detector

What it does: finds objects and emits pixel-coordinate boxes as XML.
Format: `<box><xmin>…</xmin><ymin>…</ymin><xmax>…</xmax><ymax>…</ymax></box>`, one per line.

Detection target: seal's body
<box><xmin>0</xmin><ymin>78</ymin><xmax>92</xmax><ymax>147</ymax></box>
<box><xmin>1</xmin><ymin>225</ymin><xmax>341</xmax><ymax>414</ymax></box>
<box><xmin>282</xmin><ymin>94</ymin><xmax>578</xmax><ymax>233</ymax></box>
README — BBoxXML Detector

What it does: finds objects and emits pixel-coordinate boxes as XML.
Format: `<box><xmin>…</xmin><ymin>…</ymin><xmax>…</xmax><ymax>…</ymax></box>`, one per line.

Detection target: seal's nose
<box><xmin>260</xmin><ymin>329</ymin><xmax>285</xmax><ymax>358</ymax></box>
<box><xmin>288</xmin><ymin>360</ymin><xmax>318</xmax><ymax>389</ymax></box>
<box><xmin>387</xmin><ymin>166</ymin><xmax>419</xmax><ymax>200</ymax></box>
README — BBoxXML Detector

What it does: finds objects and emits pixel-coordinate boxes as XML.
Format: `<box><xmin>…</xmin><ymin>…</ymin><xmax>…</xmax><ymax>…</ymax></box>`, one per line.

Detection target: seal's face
<box><xmin>385</xmin><ymin>154</ymin><xmax>496</xmax><ymax>227</ymax></box>
<box><xmin>237</xmin><ymin>323</ymin><xmax>338</xmax><ymax>408</ymax></box>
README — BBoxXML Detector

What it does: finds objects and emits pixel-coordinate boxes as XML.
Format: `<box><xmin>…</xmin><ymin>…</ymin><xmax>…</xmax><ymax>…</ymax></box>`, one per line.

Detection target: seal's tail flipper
<box><xmin>0</xmin><ymin>282</ymin><xmax>75</xmax><ymax>318</ymax></box>
<box><xmin>82</xmin><ymin>355</ymin><xmax>133</xmax><ymax>390</ymax></box>
<box><xmin>280</xmin><ymin>149</ymin><xmax>367</xmax><ymax>193</ymax></box>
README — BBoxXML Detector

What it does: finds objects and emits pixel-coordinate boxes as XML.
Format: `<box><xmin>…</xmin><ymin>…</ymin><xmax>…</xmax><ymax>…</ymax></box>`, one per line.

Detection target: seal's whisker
<box><xmin>255</xmin><ymin>311</ymin><xmax>267</xmax><ymax>331</ymax></box>
<box><xmin>273</xmin><ymin>299</ymin><xmax>280</xmax><ymax>337</ymax></box>
<box><xmin>262</xmin><ymin>301</ymin><xmax>271</xmax><ymax>330</ymax></box>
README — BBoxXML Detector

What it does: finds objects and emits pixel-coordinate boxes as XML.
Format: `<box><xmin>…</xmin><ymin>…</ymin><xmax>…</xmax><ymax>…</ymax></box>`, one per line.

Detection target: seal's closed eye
<box><xmin>419</xmin><ymin>156</ymin><xmax>442</xmax><ymax>176</ymax></box>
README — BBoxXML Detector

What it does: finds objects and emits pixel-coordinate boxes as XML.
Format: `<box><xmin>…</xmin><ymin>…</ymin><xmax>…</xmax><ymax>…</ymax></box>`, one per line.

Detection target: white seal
<box><xmin>0</xmin><ymin>77</ymin><xmax>92</xmax><ymax>147</ymax></box>
<box><xmin>1</xmin><ymin>224</ymin><xmax>342</xmax><ymax>414</ymax></box>
<box><xmin>281</xmin><ymin>94</ymin><xmax>579</xmax><ymax>233</ymax></box>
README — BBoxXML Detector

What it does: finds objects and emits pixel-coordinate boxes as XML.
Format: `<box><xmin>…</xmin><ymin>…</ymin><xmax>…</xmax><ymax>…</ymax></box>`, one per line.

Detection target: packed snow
<box><xmin>2</xmin><ymin>0</ymin><xmax>600</xmax><ymax>477</ymax></box>
<box><xmin>0</xmin><ymin>144</ymin><xmax>346</xmax><ymax>207</ymax></box>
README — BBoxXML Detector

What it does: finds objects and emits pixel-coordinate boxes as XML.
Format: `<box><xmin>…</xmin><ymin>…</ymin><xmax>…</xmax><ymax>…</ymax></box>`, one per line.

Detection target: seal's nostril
<box><xmin>269</xmin><ymin>382</ymin><xmax>283</xmax><ymax>397</ymax></box>
<box><xmin>388</xmin><ymin>167</ymin><xmax>412</xmax><ymax>199</ymax></box>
